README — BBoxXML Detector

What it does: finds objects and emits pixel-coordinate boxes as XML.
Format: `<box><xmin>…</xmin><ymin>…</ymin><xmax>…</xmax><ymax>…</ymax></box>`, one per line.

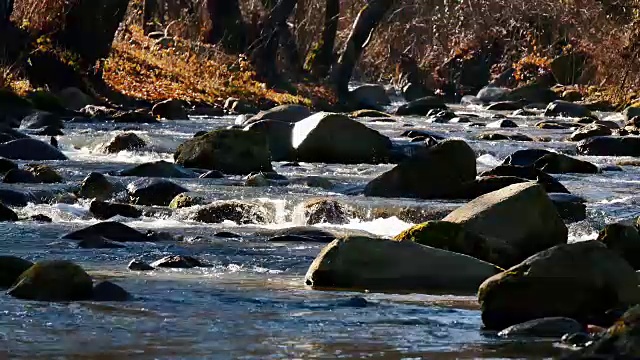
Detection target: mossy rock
<box><xmin>8</xmin><ymin>260</ymin><xmax>93</xmax><ymax>301</ymax></box>
<box><xmin>394</xmin><ymin>221</ymin><xmax>511</xmax><ymax>268</ymax></box>
<box><xmin>169</xmin><ymin>193</ymin><xmax>205</xmax><ymax>209</ymax></box>
<box><xmin>350</xmin><ymin>109</ymin><xmax>392</xmax><ymax>118</ymax></box>
<box><xmin>25</xmin><ymin>91</ymin><xmax>66</xmax><ymax>113</ymax></box>
<box><xmin>174</xmin><ymin>129</ymin><xmax>273</xmax><ymax>175</ymax></box>
<box><xmin>24</xmin><ymin>164</ymin><xmax>63</xmax><ymax>183</ymax></box>
<box><xmin>192</xmin><ymin>201</ymin><xmax>269</xmax><ymax>224</ymax></box>
<box><xmin>0</xmin><ymin>256</ymin><xmax>34</xmax><ymax>288</ymax></box>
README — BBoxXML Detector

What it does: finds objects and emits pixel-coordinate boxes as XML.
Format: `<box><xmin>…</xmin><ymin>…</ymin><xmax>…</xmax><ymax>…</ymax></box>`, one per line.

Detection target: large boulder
<box><xmin>57</xmin><ymin>87</ymin><xmax>95</xmax><ymax>111</ymax></box>
<box><xmin>302</xmin><ymin>198</ymin><xmax>350</xmax><ymax>225</ymax></box>
<box><xmin>0</xmin><ymin>139</ymin><xmax>67</xmax><ymax>160</ymax></box>
<box><xmin>168</xmin><ymin>193</ymin><xmax>205</xmax><ymax>209</ymax></box>
<box><xmin>0</xmin><ymin>203</ymin><xmax>18</xmax><ymax>222</ymax></box>
<box><xmin>63</xmin><ymin>221</ymin><xmax>149</xmax><ymax>242</ymax></box>
<box><xmin>498</xmin><ymin>317</ymin><xmax>584</xmax><ymax>338</ymax></box>
<box><xmin>395</xmin><ymin>96</ymin><xmax>447</xmax><ymax>116</ymax></box>
<box><xmin>117</xmin><ymin>160</ymin><xmax>198</xmax><ymax>178</ymax></box>
<box><xmin>151</xmin><ymin>99</ymin><xmax>188</xmax><ymax>120</ymax></box>
<box><xmin>597</xmin><ymin>223</ymin><xmax>640</xmax><ymax>270</ymax></box>
<box><xmin>443</xmin><ymin>183</ymin><xmax>568</xmax><ymax>265</ymax></box>
<box><xmin>292</xmin><ymin>112</ymin><xmax>392</xmax><ymax>164</ymax></box>
<box><xmin>192</xmin><ymin>201</ymin><xmax>269</xmax><ymax>224</ymax></box>
<box><xmin>623</xmin><ymin>105</ymin><xmax>640</xmax><ymax>122</ymax></box>
<box><xmin>402</xmin><ymin>83</ymin><xmax>434</xmax><ymax>102</ymax></box>
<box><xmin>534</xmin><ymin>153</ymin><xmax>599</xmax><ymax>174</ymax></box>
<box><xmin>394</xmin><ymin>221</ymin><xmax>515</xmax><ymax>268</ymax></box>
<box><xmin>478</xmin><ymin>241</ymin><xmax>640</xmax><ymax>330</ymax></box>
<box><xmin>8</xmin><ymin>260</ymin><xmax>94</xmax><ymax>301</ymax></box>
<box><xmin>90</xmin><ymin>200</ymin><xmax>142</xmax><ymax>220</ymax></box>
<box><xmin>502</xmin><ymin>149</ymin><xmax>554</xmax><ymax>167</ymax></box>
<box><xmin>174</xmin><ymin>129</ymin><xmax>273</xmax><ymax>175</ymax></box>
<box><xmin>0</xmin><ymin>256</ymin><xmax>34</xmax><ymax>288</ymax></box>
<box><xmin>127</xmin><ymin>178</ymin><xmax>188</xmax><ymax>206</ymax></box>
<box><xmin>350</xmin><ymin>84</ymin><xmax>391</xmax><ymax>109</ymax></box>
<box><xmin>244</xmin><ymin>120</ymin><xmax>295</xmax><ymax>162</ymax></box>
<box><xmin>505</xmin><ymin>83</ymin><xmax>558</xmax><ymax>104</ymax></box>
<box><xmin>102</xmin><ymin>133</ymin><xmax>146</xmax><ymax>153</ymax></box>
<box><xmin>480</xmin><ymin>165</ymin><xmax>569</xmax><ymax>194</ymax></box>
<box><xmin>244</xmin><ymin>104</ymin><xmax>311</xmax><ymax>126</ymax></box>
<box><xmin>77</xmin><ymin>172</ymin><xmax>115</xmax><ymax>200</ymax></box>
<box><xmin>544</xmin><ymin>100</ymin><xmax>592</xmax><ymax>118</ymax></box>
<box><xmin>577</xmin><ymin>136</ymin><xmax>640</xmax><ymax>156</ymax></box>
<box><xmin>305</xmin><ymin>236</ymin><xmax>501</xmax><ymax>293</ymax></box>
<box><xmin>364</xmin><ymin>139</ymin><xmax>476</xmax><ymax>199</ymax></box>
<box><xmin>20</xmin><ymin>111</ymin><xmax>64</xmax><ymax>130</ymax></box>
<box><xmin>92</xmin><ymin>281</ymin><xmax>132</xmax><ymax>301</ymax></box>
<box><xmin>568</xmin><ymin>123</ymin><xmax>611</xmax><ymax>142</ymax></box>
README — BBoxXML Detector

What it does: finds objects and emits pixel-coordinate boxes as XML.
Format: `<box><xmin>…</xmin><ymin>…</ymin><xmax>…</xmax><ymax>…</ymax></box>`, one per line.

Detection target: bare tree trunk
<box><xmin>305</xmin><ymin>0</ymin><xmax>339</xmax><ymax>78</ymax></box>
<box><xmin>1</xmin><ymin>0</ymin><xmax>13</xmax><ymax>26</ymax></box>
<box><xmin>206</xmin><ymin>0</ymin><xmax>247</xmax><ymax>53</ymax></box>
<box><xmin>61</xmin><ymin>0</ymin><xmax>131</xmax><ymax>64</ymax></box>
<box><xmin>332</xmin><ymin>0</ymin><xmax>395</xmax><ymax>100</ymax></box>
<box><xmin>249</xmin><ymin>0</ymin><xmax>298</xmax><ymax>84</ymax></box>
<box><xmin>142</xmin><ymin>0</ymin><xmax>160</xmax><ymax>34</ymax></box>
<box><xmin>259</xmin><ymin>0</ymin><xmax>302</xmax><ymax>75</ymax></box>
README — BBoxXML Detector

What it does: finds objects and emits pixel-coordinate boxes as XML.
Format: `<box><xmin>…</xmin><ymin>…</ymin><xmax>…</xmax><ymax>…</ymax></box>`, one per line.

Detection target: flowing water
<box><xmin>0</xmin><ymin>103</ymin><xmax>638</xmax><ymax>359</ymax></box>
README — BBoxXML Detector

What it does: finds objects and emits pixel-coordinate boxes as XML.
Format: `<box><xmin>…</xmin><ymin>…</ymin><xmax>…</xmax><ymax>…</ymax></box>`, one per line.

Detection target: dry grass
<box><xmin>104</xmin><ymin>27</ymin><xmax>335</xmax><ymax>107</ymax></box>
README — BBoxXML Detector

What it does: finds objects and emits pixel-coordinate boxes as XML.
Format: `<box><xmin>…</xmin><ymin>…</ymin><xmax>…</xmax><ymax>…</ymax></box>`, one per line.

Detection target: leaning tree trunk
<box><xmin>206</xmin><ymin>0</ymin><xmax>247</xmax><ymax>53</ymax></box>
<box><xmin>61</xmin><ymin>0</ymin><xmax>131</xmax><ymax>64</ymax></box>
<box><xmin>332</xmin><ymin>0</ymin><xmax>395</xmax><ymax>101</ymax></box>
<box><xmin>304</xmin><ymin>0</ymin><xmax>339</xmax><ymax>78</ymax></box>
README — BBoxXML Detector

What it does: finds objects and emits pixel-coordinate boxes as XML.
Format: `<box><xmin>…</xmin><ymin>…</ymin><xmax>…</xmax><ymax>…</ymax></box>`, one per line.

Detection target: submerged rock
<box><xmin>127</xmin><ymin>178</ymin><xmax>188</xmax><ymax>206</ymax></box>
<box><xmin>498</xmin><ymin>317</ymin><xmax>583</xmax><ymax>338</ymax></box>
<box><xmin>292</xmin><ymin>112</ymin><xmax>392</xmax><ymax>164</ymax></box>
<box><xmin>0</xmin><ymin>203</ymin><xmax>18</xmax><ymax>222</ymax></box>
<box><xmin>128</xmin><ymin>259</ymin><xmax>154</xmax><ymax>271</ymax></box>
<box><xmin>444</xmin><ymin>183</ymin><xmax>568</xmax><ymax>267</ymax></box>
<box><xmin>117</xmin><ymin>160</ymin><xmax>198</xmax><ymax>178</ymax></box>
<box><xmin>77</xmin><ymin>237</ymin><xmax>126</xmax><ymax>249</ymax></box>
<box><xmin>364</xmin><ymin>139</ymin><xmax>476</xmax><ymax>199</ymax></box>
<box><xmin>305</xmin><ymin>236</ymin><xmax>501</xmax><ymax>293</ymax></box>
<box><xmin>302</xmin><ymin>198</ymin><xmax>350</xmax><ymax>225</ymax></box>
<box><xmin>0</xmin><ymin>256</ymin><xmax>33</xmax><ymax>288</ymax></box>
<box><xmin>150</xmin><ymin>255</ymin><xmax>211</xmax><ymax>269</ymax></box>
<box><xmin>89</xmin><ymin>200</ymin><xmax>142</xmax><ymax>220</ymax></box>
<box><xmin>8</xmin><ymin>260</ymin><xmax>93</xmax><ymax>301</ymax></box>
<box><xmin>192</xmin><ymin>201</ymin><xmax>268</xmax><ymax>224</ymax></box>
<box><xmin>0</xmin><ymin>138</ymin><xmax>67</xmax><ymax>160</ymax></box>
<box><xmin>174</xmin><ymin>129</ymin><xmax>273</xmax><ymax>175</ymax></box>
<box><xmin>479</xmin><ymin>241</ymin><xmax>640</xmax><ymax>330</ymax></box>
<box><xmin>566</xmin><ymin>305</ymin><xmax>640</xmax><ymax>359</ymax></box>
<box><xmin>92</xmin><ymin>281</ymin><xmax>132</xmax><ymax>301</ymax></box>
<box><xmin>63</xmin><ymin>221</ymin><xmax>149</xmax><ymax>243</ymax></box>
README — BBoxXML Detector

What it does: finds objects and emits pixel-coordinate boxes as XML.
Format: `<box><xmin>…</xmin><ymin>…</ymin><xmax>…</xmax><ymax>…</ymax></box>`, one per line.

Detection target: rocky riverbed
<box><xmin>1</xmin><ymin>88</ymin><xmax>640</xmax><ymax>358</ymax></box>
